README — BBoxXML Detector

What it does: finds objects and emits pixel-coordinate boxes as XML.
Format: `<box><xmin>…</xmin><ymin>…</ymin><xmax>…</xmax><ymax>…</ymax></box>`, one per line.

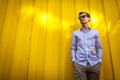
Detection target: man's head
<box><xmin>78</xmin><ymin>12</ymin><xmax>91</xmax><ymax>24</ymax></box>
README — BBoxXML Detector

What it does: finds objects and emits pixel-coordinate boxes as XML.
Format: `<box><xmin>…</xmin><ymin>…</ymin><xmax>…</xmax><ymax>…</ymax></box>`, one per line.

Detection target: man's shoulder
<box><xmin>91</xmin><ymin>29</ymin><xmax>99</xmax><ymax>33</ymax></box>
<box><xmin>73</xmin><ymin>29</ymin><xmax>80</xmax><ymax>33</ymax></box>
<box><xmin>72</xmin><ymin>29</ymin><xmax>81</xmax><ymax>35</ymax></box>
<box><xmin>74</xmin><ymin>29</ymin><xmax>80</xmax><ymax>33</ymax></box>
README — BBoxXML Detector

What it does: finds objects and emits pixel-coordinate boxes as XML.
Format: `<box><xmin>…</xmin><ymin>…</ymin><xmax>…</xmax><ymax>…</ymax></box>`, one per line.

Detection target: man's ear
<box><xmin>88</xmin><ymin>18</ymin><xmax>91</xmax><ymax>22</ymax></box>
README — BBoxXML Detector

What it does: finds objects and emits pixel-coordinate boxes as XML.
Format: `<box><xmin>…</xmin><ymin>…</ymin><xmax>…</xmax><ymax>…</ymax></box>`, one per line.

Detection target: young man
<box><xmin>71</xmin><ymin>12</ymin><xmax>102</xmax><ymax>80</ymax></box>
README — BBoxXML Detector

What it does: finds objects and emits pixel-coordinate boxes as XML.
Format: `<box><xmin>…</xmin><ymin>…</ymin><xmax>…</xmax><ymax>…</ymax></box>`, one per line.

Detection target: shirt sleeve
<box><xmin>95</xmin><ymin>31</ymin><xmax>102</xmax><ymax>62</ymax></box>
<box><xmin>71</xmin><ymin>32</ymin><xmax>77</xmax><ymax>62</ymax></box>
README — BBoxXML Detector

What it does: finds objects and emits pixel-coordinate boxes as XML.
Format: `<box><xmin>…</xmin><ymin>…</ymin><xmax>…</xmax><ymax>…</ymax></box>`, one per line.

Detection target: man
<box><xmin>71</xmin><ymin>12</ymin><xmax>102</xmax><ymax>80</ymax></box>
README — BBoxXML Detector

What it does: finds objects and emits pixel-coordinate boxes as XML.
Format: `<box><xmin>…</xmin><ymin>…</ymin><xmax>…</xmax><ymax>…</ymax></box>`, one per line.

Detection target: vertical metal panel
<box><xmin>9</xmin><ymin>0</ymin><xmax>34</xmax><ymax>80</ymax></box>
<box><xmin>103</xmin><ymin>0</ymin><xmax>120</xmax><ymax>80</ymax></box>
<box><xmin>101</xmin><ymin>0</ymin><xmax>115</xmax><ymax>80</ymax></box>
<box><xmin>0</xmin><ymin>0</ymin><xmax>8</xmax><ymax>41</ymax></box>
<box><xmin>58</xmin><ymin>0</ymin><xmax>62</xmax><ymax>80</ymax></box>
<box><xmin>44</xmin><ymin>0</ymin><xmax>60</xmax><ymax>80</ymax></box>
<box><xmin>61</xmin><ymin>0</ymin><xmax>76</xmax><ymax>80</ymax></box>
<box><xmin>28</xmin><ymin>0</ymin><xmax>47</xmax><ymax>80</ymax></box>
<box><xmin>0</xmin><ymin>0</ymin><xmax>21</xmax><ymax>79</ymax></box>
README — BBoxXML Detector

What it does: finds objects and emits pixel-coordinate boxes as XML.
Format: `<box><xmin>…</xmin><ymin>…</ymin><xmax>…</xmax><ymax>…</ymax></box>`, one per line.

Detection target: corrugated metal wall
<box><xmin>0</xmin><ymin>0</ymin><xmax>120</xmax><ymax>80</ymax></box>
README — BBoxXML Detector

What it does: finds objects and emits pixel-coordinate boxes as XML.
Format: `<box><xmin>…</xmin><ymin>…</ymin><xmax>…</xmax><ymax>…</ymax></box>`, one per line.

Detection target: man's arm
<box><xmin>95</xmin><ymin>31</ymin><xmax>102</xmax><ymax>62</ymax></box>
<box><xmin>71</xmin><ymin>33</ymin><xmax>77</xmax><ymax>62</ymax></box>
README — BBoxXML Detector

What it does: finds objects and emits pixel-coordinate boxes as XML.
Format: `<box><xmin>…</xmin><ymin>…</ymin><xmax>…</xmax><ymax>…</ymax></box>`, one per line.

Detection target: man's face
<box><xmin>78</xmin><ymin>13</ymin><xmax>90</xmax><ymax>24</ymax></box>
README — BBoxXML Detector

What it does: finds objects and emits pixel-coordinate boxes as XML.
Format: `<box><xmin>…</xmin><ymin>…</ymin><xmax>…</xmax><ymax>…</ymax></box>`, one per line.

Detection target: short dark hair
<box><xmin>79</xmin><ymin>12</ymin><xmax>90</xmax><ymax>18</ymax></box>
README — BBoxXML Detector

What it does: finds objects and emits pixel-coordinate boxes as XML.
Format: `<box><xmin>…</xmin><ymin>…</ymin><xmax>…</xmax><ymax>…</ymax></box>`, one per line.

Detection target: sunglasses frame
<box><xmin>78</xmin><ymin>15</ymin><xmax>87</xmax><ymax>19</ymax></box>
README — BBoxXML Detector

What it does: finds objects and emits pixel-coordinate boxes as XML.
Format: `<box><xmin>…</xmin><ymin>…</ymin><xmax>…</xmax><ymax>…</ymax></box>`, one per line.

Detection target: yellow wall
<box><xmin>0</xmin><ymin>0</ymin><xmax>120</xmax><ymax>80</ymax></box>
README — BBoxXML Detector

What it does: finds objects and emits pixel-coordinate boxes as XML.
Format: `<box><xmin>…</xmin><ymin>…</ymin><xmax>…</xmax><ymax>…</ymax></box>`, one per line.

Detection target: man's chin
<box><xmin>80</xmin><ymin>21</ymin><xmax>85</xmax><ymax>23</ymax></box>
<box><xmin>80</xmin><ymin>22</ymin><xmax>86</xmax><ymax>24</ymax></box>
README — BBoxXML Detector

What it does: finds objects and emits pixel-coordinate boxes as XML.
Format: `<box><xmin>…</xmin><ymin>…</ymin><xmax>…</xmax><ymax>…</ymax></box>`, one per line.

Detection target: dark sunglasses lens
<box><xmin>78</xmin><ymin>15</ymin><xmax>87</xmax><ymax>19</ymax></box>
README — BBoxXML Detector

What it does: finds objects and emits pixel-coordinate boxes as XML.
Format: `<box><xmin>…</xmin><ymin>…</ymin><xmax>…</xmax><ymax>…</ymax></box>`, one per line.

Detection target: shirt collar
<box><xmin>80</xmin><ymin>27</ymin><xmax>91</xmax><ymax>32</ymax></box>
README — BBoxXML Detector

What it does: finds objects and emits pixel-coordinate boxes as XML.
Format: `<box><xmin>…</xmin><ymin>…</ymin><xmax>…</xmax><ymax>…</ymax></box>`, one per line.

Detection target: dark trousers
<box><xmin>73</xmin><ymin>62</ymin><xmax>101</xmax><ymax>80</ymax></box>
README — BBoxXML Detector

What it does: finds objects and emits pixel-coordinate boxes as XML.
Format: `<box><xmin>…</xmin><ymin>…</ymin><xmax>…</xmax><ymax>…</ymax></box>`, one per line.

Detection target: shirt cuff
<box><xmin>72</xmin><ymin>59</ymin><xmax>75</xmax><ymax>62</ymax></box>
<box><xmin>98</xmin><ymin>59</ymin><xmax>102</xmax><ymax>63</ymax></box>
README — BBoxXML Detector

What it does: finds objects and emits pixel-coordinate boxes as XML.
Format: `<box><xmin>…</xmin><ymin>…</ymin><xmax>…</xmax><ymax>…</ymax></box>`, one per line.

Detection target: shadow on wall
<box><xmin>63</xmin><ymin>23</ymin><xmax>81</xmax><ymax>80</ymax></box>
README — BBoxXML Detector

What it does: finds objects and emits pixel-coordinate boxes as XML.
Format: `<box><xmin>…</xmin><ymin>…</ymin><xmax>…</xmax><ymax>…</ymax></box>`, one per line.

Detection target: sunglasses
<box><xmin>78</xmin><ymin>15</ymin><xmax>87</xmax><ymax>19</ymax></box>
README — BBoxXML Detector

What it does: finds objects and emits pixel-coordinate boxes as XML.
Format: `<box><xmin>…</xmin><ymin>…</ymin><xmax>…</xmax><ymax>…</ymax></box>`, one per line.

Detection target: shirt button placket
<box><xmin>86</xmin><ymin>32</ymin><xmax>89</xmax><ymax>61</ymax></box>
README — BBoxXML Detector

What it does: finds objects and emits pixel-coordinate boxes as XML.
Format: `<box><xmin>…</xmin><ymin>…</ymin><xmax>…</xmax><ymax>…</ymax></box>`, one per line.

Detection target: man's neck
<box><xmin>82</xmin><ymin>24</ymin><xmax>90</xmax><ymax>32</ymax></box>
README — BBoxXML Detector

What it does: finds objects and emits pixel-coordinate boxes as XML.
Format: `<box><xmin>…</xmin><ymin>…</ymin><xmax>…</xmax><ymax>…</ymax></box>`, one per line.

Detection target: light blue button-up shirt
<box><xmin>71</xmin><ymin>28</ymin><xmax>102</xmax><ymax>66</ymax></box>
